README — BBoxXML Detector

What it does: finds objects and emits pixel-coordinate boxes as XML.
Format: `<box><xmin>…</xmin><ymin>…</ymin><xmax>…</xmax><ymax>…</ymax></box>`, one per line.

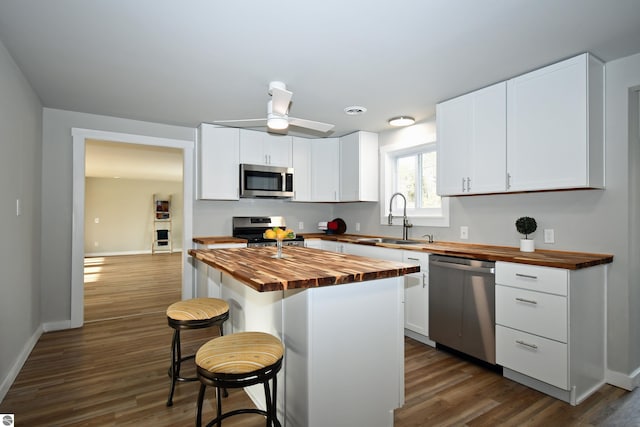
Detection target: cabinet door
<box><xmin>339</xmin><ymin>131</ymin><xmax>379</xmax><ymax>201</ymax></box>
<box><xmin>292</xmin><ymin>137</ymin><xmax>312</xmax><ymax>201</ymax></box>
<box><xmin>403</xmin><ymin>252</ymin><xmax>429</xmax><ymax>336</ymax></box>
<box><xmin>311</xmin><ymin>138</ymin><xmax>339</xmax><ymax>201</ymax></box>
<box><xmin>469</xmin><ymin>82</ymin><xmax>506</xmax><ymax>194</ymax></box>
<box><xmin>436</xmin><ymin>82</ymin><xmax>506</xmax><ymax>196</ymax></box>
<box><xmin>198</xmin><ymin>125</ymin><xmax>239</xmax><ymax>200</ymax></box>
<box><xmin>239</xmin><ymin>129</ymin><xmax>266</xmax><ymax>165</ymax></box>
<box><xmin>239</xmin><ymin>130</ymin><xmax>292</xmax><ymax>167</ymax></box>
<box><xmin>436</xmin><ymin>96</ymin><xmax>472</xmax><ymax>195</ymax></box>
<box><xmin>264</xmin><ymin>134</ymin><xmax>292</xmax><ymax>167</ymax></box>
<box><xmin>507</xmin><ymin>54</ymin><xmax>590</xmax><ymax>191</ymax></box>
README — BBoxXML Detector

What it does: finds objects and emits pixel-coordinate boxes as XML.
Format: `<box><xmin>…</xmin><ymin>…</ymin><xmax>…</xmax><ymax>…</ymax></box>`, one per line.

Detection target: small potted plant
<box><xmin>515</xmin><ymin>216</ymin><xmax>537</xmax><ymax>252</ymax></box>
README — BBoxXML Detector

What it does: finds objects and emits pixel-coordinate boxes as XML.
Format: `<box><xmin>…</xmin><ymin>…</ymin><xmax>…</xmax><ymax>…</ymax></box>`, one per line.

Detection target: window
<box><xmin>381</xmin><ymin>140</ymin><xmax>449</xmax><ymax>227</ymax></box>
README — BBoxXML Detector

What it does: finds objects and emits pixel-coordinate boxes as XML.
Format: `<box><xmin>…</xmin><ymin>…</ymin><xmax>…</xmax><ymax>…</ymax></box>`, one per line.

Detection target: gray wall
<box><xmin>0</xmin><ymin>39</ymin><xmax>42</xmax><ymax>394</ymax></box>
<box><xmin>336</xmin><ymin>52</ymin><xmax>640</xmax><ymax>379</ymax></box>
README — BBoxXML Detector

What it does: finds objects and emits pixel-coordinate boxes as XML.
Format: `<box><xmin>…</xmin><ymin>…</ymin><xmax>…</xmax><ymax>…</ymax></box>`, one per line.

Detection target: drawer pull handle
<box><xmin>515</xmin><ymin>273</ymin><xmax>538</xmax><ymax>280</ymax></box>
<box><xmin>516</xmin><ymin>340</ymin><xmax>538</xmax><ymax>350</ymax></box>
<box><xmin>515</xmin><ymin>297</ymin><xmax>538</xmax><ymax>305</ymax></box>
<box><xmin>407</xmin><ymin>257</ymin><xmax>420</xmax><ymax>262</ymax></box>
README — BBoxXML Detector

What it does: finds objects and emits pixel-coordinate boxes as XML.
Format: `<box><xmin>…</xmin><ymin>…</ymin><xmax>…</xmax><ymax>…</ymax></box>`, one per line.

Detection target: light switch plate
<box><xmin>298</xmin><ymin>221</ymin><xmax>304</xmax><ymax>230</ymax></box>
<box><xmin>460</xmin><ymin>226</ymin><xmax>469</xmax><ymax>240</ymax></box>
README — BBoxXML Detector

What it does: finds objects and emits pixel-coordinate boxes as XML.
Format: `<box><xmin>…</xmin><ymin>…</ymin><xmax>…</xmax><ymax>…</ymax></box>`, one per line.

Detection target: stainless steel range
<box><xmin>232</xmin><ymin>216</ymin><xmax>305</xmax><ymax>247</ymax></box>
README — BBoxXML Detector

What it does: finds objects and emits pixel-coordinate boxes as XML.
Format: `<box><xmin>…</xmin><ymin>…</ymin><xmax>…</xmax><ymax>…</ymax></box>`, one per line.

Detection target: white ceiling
<box><xmin>1</xmin><ymin>1</ymin><xmax>640</xmax><ymax>178</ymax></box>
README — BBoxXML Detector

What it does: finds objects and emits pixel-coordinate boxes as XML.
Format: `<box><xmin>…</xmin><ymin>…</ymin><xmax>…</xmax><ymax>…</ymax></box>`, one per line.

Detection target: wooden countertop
<box><xmin>188</xmin><ymin>246</ymin><xmax>419</xmax><ymax>292</ymax></box>
<box><xmin>306</xmin><ymin>234</ymin><xmax>613</xmax><ymax>270</ymax></box>
<box><xmin>193</xmin><ymin>233</ymin><xmax>613</xmax><ymax>270</ymax></box>
<box><xmin>193</xmin><ymin>236</ymin><xmax>248</xmax><ymax>245</ymax></box>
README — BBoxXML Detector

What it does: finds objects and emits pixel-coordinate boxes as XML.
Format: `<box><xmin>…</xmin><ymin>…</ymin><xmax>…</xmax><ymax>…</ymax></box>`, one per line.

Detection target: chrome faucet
<box><xmin>388</xmin><ymin>192</ymin><xmax>412</xmax><ymax>240</ymax></box>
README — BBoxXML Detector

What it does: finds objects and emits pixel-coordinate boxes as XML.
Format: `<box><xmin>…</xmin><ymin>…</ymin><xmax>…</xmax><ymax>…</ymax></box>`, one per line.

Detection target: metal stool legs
<box><xmin>167</xmin><ymin>321</ymin><xmax>226</xmax><ymax>407</ymax></box>
<box><xmin>196</xmin><ymin>359</ymin><xmax>282</xmax><ymax>427</ymax></box>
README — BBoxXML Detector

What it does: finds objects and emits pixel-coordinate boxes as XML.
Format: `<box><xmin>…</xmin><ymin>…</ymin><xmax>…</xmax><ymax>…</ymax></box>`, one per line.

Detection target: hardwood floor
<box><xmin>83</xmin><ymin>253</ymin><xmax>182</xmax><ymax>322</ymax></box>
<box><xmin>1</xmin><ymin>253</ymin><xmax>638</xmax><ymax>426</ymax></box>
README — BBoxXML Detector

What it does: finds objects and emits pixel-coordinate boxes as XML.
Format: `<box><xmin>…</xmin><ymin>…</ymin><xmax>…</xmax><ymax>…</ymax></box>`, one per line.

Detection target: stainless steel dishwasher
<box><xmin>428</xmin><ymin>255</ymin><xmax>496</xmax><ymax>364</ymax></box>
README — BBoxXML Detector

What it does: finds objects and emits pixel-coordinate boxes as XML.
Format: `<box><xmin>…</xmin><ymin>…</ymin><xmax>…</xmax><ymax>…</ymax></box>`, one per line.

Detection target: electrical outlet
<box><xmin>355</xmin><ymin>222</ymin><xmax>361</xmax><ymax>232</ymax></box>
<box><xmin>298</xmin><ymin>221</ymin><xmax>304</xmax><ymax>230</ymax></box>
<box><xmin>460</xmin><ymin>226</ymin><xmax>469</xmax><ymax>240</ymax></box>
<box><xmin>544</xmin><ymin>229</ymin><xmax>555</xmax><ymax>244</ymax></box>
<box><xmin>94</xmin><ymin>217</ymin><xmax>100</xmax><ymax>224</ymax></box>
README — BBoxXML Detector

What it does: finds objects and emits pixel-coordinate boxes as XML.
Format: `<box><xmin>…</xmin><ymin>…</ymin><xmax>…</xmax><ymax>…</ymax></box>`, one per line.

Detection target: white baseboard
<box><xmin>0</xmin><ymin>325</ymin><xmax>43</xmax><ymax>403</ymax></box>
<box><xmin>43</xmin><ymin>320</ymin><xmax>73</xmax><ymax>332</ymax></box>
<box><xmin>84</xmin><ymin>248</ymin><xmax>182</xmax><ymax>257</ymax></box>
<box><xmin>404</xmin><ymin>329</ymin><xmax>436</xmax><ymax>347</ymax></box>
<box><xmin>607</xmin><ymin>367</ymin><xmax>640</xmax><ymax>391</ymax></box>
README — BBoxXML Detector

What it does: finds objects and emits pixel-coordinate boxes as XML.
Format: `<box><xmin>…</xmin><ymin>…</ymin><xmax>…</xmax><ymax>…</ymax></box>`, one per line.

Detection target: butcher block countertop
<box><xmin>188</xmin><ymin>246</ymin><xmax>419</xmax><ymax>292</ymax></box>
<box><xmin>193</xmin><ymin>234</ymin><xmax>613</xmax><ymax>270</ymax></box>
<box><xmin>304</xmin><ymin>234</ymin><xmax>613</xmax><ymax>270</ymax></box>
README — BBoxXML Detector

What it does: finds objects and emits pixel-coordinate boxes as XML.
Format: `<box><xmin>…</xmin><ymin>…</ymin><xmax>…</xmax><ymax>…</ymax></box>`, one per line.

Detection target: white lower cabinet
<box><xmin>496</xmin><ymin>325</ymin><xmax>568</xmax><ymax>390</ymax></box>
<box><xmin>495</xmin><ymin>261</ymin><xmax>606</xmax><ymax>405</ymax></box>
<box><xmin>323</xmin><ymin>241</ymin><xmax>432</xmax><ymax>345</ymax></box>
<box><xmin>402</xmin><ymin>252</ymin><xmax>431</xmax><ymax>344</ymax></box>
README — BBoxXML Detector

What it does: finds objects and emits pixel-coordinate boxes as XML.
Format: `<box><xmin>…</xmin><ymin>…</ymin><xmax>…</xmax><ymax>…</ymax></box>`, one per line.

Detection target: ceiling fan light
<box><xmin>388</xmin><ymin>116</ymin><xmax>415</xmax><ymax>127</ymax></box>
<box><xmin>267</xmin><ymin>116</ymin><xmax>289</xmax><ymax>130</ymax></box>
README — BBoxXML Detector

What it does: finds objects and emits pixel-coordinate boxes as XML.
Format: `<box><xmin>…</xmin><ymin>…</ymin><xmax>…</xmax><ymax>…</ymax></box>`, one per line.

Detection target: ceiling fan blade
<box><xmin>212</xmin><ymin>118</ymin><xmax>267</xmax><ymax>128</ymax></box>
<box><xmin>271</xmin><ymin>87</ymin><xmax>293</xmax><ymax>116</ymax></box>
<box><xmin>288</xmin><ymin>117</ymin><xmax>335</xmax><ymax>133</ymax></box>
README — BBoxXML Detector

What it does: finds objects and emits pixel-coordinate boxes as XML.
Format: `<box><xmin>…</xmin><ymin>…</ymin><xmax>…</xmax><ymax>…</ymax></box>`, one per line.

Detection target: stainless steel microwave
<box><xmin>240</xmin><ymin>163</ymin><xmax>294</xmax><ymax>198</ymax></box>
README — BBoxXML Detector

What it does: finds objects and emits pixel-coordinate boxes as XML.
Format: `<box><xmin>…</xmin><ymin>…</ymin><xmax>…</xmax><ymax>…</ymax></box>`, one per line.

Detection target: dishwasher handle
<box><xmin>429</xmin><ymin>259</ymin><xmax>495</xmax><ymax>274</ymax></box>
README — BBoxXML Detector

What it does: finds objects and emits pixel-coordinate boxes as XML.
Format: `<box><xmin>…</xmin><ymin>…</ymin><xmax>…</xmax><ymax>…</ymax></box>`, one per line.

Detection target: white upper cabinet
<box><xmin>311</xmin><ymin>137</ymin><xmax>340</xmax><ymax>201</ymax></box>
<box><xmin>506</xmin><ymin>53</ymin><xmax>604</xmax><ymax>192</ymax></box>
<box><xmin>239</xmin><ymin>129</ymin><xmax>292</xmax><ymax>167</ymax></box>
<box><xmin>437</xmin><ymin>82</ymin><xmax>507</xmax><ymax>196</ymax></box>
<box><xmin>197</xmin><ymin>124</ymin><xmax>240</xmax><ymax>200</ymax></box>
<box><xmin>436</xmin><ymin>53</ymin><xmax>604</xmax><ymax>196</ymax></box>
<box><xmin>292</xmin><ymin>137</ymin><xmax>312</xmax><ymax>201</ymax></box>
<box><xmin>339</xmin><ymin>131</ymin><xmax>379</xmax><ymax>201</ymax></box>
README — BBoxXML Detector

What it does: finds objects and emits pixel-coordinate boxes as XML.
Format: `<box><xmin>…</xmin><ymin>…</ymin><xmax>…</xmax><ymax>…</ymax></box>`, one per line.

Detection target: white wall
<box><xmin>0</xmin><ymin>38</ymin><xmax>43</xmax><ymax>400</ymax></box>
<box><xmin>336</xmin><ymin>52</ymin><xmax>640</xmax><ymax>382</ymax></box>
<box><xmin>85</xmin><ymin>178</ymin><xmax>183</xmax><ymax>255</ymax></box>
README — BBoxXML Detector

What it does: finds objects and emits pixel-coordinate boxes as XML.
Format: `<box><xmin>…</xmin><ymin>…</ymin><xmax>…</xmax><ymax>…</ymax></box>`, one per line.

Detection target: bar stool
<box><xmin>166</xmin><ymin>297</ymin><xmax>230</xmax><ymax>407</ymax></box>
<box><xmin>195</xmin><ymin>331</ymin><xmax>284</xmax><ymax>427</ymax></box>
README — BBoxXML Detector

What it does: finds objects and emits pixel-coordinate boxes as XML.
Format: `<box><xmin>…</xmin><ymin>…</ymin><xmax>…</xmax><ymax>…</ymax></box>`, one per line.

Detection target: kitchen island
<box><xmin>188</xmin><ymin>246</ymin><xmax>419</xmax><ymax>427</ymax></box>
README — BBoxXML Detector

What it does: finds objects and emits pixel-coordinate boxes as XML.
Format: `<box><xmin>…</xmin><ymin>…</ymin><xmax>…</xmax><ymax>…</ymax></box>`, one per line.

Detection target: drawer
<box><xmin>496</xmin><ymin>325</ymin><xmax>568</xmax><ymax>390</ymax></box>
<box><xmin>496</xmin><ymin>285</ymin><xmax>567</xmax><ymax>342</ymax></box>
<box><xmin>496</xmin><ymin>262</ymin><xmax>568</xmax><ymax>295</ymax></box>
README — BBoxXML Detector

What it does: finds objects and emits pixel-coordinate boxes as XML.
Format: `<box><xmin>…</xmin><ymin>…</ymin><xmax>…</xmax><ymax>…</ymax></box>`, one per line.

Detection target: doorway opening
<box><xmin>83</xmin><ymin>140</ymin><xmax>184</xmax><ymax>322</ymax></box>
<box><xmin>72</xmin><ymin>128</ymin><xmax>194</xmax><ymax>328</ymax></box>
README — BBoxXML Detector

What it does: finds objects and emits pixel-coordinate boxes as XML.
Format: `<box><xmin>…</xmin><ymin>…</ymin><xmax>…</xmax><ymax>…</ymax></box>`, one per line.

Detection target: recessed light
<box><xmin>344</xmin><ymin>106</ymin><xmax>367</xmax><ymax>115</ymax></box>
<box><xmin>388</xmin><ymin>116</ymin><xmax>415</xmax><ymax>127</ymax></box>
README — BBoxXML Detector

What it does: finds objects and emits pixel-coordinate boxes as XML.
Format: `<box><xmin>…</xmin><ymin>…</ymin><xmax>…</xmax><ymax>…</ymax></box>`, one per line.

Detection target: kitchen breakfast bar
<box><xmin>188</xmin><ymin>246</ymin><xmax>419</xmax><ymax>427</ymax></box>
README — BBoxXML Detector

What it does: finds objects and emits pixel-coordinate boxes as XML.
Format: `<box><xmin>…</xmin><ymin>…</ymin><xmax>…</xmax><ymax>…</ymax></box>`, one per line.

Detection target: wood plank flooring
<box><xmin>83</xmin><ymin>253</ymin><xmax>182</xmax><ymax>322</ymax></box>
<box><xmin>1</xmin><ymin>253</ymin><xmax>638</xmax><ymax>426</ymax></box>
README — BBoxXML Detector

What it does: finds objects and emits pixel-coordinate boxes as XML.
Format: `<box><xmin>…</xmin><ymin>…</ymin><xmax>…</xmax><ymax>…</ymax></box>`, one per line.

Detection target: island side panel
<box><xmin>288</xmin><ymin>277</ymin><xmax>405</xmax><ymax>427</ymax></box>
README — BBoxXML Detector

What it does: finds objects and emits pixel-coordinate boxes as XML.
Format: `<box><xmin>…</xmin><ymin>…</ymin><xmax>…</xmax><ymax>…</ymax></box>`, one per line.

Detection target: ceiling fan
<box><xmin>213</xmin><ymin>81</ymin><xmax>335</xmax><ymax>133</ymax></box>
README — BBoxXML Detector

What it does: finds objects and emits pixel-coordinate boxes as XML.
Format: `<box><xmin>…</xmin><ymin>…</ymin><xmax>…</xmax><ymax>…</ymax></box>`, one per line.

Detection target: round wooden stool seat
<box><xmin>167</xmin><ymin>298</ymin><xmax>230</xmax><ymax>323</ymax></box>
<box><xmin>166</xmin><ymin>298</ymin><xmax>229</xmax><ymax>407</ymax></box>
<box><xmin>196</xmin><ymin>332</ymin><xmax>284</xmax><ymax>427</ymax></box>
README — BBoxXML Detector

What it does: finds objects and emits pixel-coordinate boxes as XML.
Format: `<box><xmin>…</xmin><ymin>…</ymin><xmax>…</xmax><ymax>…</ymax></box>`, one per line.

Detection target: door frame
<box><xmin>71</xmin><ymin>128</ymin><xmax>194</xmax><ymax>328</ymax></box>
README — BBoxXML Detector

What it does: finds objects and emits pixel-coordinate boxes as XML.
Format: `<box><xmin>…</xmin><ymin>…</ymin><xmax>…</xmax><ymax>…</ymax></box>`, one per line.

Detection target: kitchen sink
<box><xmin>356</xmin><ymin>237</ymin><xmax>424</xmax><ymax>245</ymax></box>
